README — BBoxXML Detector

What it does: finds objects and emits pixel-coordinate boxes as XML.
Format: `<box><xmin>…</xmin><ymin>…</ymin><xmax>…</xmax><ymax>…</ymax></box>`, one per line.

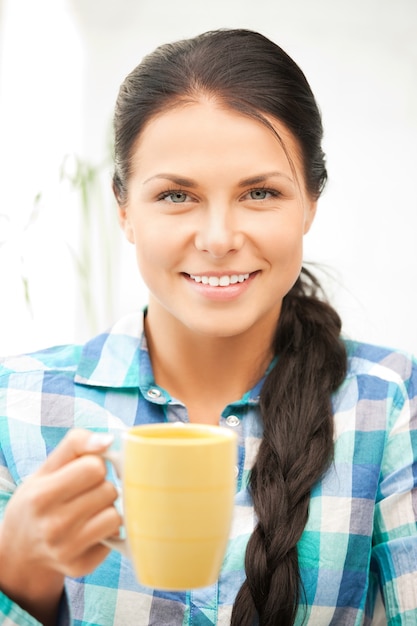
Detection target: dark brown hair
<box><xmin>112</xmin><ymin>28</ymin><xmax>347</xmax><ymax>625</ymax></box>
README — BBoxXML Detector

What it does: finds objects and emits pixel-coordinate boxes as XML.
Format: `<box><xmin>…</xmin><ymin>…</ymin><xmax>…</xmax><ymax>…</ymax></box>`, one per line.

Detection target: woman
<box><xmin>0</xmin><ymin>29</ymin><xmax>416</xmax><ymax>626</ymax></box>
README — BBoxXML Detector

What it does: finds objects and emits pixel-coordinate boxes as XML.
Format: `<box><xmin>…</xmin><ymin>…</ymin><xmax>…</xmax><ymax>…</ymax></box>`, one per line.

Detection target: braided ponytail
<box><xmin>231</xmin><ymin>268</ymin><xmax>347</xmax><ymax>625</ymax></box>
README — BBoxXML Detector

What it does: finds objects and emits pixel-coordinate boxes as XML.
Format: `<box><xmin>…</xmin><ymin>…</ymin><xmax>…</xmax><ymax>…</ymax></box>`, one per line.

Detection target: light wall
<box><xmin>0</xmin><ymin>0</ymin><xmax>416</xmax><ymax>355</ymax></box>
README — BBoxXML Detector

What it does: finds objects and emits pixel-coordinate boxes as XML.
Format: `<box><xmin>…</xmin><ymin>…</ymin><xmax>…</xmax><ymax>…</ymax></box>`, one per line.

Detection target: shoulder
<box><xmin>0</xmin><ymin>343</ymin><xmax>82</xmax><ymax>386</ymax></box>
<box><xmin>344</xmin><ymin>338</ymin><xmax>416</xmax><ymax>386</ymax></box>
<box><xmin>338</xmin><ymin>339</ymin><xmax>417</xmax><ymax>419</ymax></box>
<box><xmin>331</xmin><ymin>341</ymin><xmax>417</xmax><ymax>452</ymax></box>
<box><xmin>0</xmin><ymin>311</ymin><xmax>145</xmax><ymax>392</ymax></box>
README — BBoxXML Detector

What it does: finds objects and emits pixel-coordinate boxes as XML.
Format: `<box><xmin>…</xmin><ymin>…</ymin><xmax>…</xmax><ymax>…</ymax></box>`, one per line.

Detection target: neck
<box><xmin>144</xmin><ymin>301</ymin><xmax>278</xmax><ymax>423</ymax></box>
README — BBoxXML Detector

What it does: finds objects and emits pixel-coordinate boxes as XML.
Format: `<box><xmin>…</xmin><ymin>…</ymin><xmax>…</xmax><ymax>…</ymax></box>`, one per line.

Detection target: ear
<box><xmin>303</xmin><ymin>200</ymin><xmax>317</xmax><ymax>235</ymax></box>
<box><xmin>117</xmin><ymin>204</ymin><xmax>135</xmax><ymax>244</ymax></box>
<box><xmin>113</xmin><ymin>180</ymin><xmax>135</xmax><ymax>244</ymax></box>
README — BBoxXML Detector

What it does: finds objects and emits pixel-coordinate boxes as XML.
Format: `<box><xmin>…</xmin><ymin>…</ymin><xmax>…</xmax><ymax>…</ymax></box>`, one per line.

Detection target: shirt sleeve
<box><xmin>0</xmin><ymin>588</ymin><xmax>70</xmax><ymax>626</ymax></box>
<box><xmin>0</xmin><ymin>365</ymin><xmax>37</xmax><ymax>624</ymax></box>
<box><xmin>0</xmin><ymin>590</ymin><xmax>43</xmax><ymax>626</ymax></box>
<box><xmin>0</xmin><ymin>457</ymin><xmax>72</xmax><ymax>625</ymax></box>
<box><xmin>0</xmin><ymin>463</ymin><xmax>42</xmax><ymax>625</ymax></box>
<box><xmin>371</xmin><ymin>355</ymin><xmax>417</xmax><ymax>624</ymax></box>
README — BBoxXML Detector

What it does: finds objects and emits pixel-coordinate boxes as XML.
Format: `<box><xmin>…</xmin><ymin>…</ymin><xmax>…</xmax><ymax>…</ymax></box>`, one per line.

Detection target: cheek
<box><xmin>261</xmin><ymin>219</ymin><xmax>305</xmax><ymax>264</ymax></box>
<box><xmin>132</xmin><ymin>222</ymin><xmax>177</xmax><ymax>274</ymax></box>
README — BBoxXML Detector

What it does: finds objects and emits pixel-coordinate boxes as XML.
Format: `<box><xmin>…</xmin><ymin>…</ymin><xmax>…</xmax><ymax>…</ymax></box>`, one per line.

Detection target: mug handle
<box><xmin>101</xmin><ymin>449</ymin><xmax>129</xmax><ymax>558</ymax></box>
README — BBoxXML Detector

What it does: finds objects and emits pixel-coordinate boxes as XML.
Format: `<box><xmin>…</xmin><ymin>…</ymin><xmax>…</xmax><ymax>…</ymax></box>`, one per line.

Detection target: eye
<box><xmin>249</xmin><ymin>189</ymin><xmax>269</xmax><ymax>200</ymax></box>
<box><xmin>244</xmin><ymin>188</ymin><xmax>281</xmax><ymax>201</ymax></box>
<box><xmin>159</xmin><ymin>190</ymin><xmax>189</xmax><ymax>203</ymax></box>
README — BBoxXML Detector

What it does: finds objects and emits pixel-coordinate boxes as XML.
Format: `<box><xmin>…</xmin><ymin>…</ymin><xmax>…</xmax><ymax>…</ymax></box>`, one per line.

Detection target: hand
<box><xmin>0</xmin><ymin>429</ymin><xmax>121</xmax><ymax>625</ymax></box>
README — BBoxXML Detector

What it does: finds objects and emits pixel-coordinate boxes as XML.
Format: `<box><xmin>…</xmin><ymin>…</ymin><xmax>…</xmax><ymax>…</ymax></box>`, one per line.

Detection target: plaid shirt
<box><xmin>0</xmin><ymin>312</ymin><xmax>416</xmax><ymax>626</ymax></box>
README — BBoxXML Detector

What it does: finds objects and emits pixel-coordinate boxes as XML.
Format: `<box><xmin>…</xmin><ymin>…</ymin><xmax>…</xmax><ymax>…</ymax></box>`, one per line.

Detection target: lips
<box><xmin>188</xmin><ymin>273</ymin><xmax>250</xmax><ymax>287</ymax></box>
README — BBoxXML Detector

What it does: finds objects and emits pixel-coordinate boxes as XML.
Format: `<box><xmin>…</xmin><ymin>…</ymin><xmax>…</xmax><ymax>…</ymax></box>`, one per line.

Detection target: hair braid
<box><xmin>231</xmin><ymin>268</ymin><xmax>347</xmax><ymax>625</ymax></box>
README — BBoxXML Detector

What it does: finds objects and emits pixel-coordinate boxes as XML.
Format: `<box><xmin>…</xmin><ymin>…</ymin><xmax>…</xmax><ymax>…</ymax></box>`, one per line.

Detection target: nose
<box><xmin>194</xmin><ymin>205</ymin><xmax>244</xmax><ymax>258</ymax></box>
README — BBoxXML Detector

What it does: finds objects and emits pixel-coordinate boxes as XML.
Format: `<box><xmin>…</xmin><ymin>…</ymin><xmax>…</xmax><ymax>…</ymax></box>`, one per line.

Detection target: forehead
<box><xmin>130</xmin><ymin>100</ymin><xmax>304</xmax><ymax>181</ymax></box>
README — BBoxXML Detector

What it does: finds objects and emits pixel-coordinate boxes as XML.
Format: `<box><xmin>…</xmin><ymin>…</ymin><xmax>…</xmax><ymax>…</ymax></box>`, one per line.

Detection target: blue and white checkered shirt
<box><xmin>1</xmin><ymin>312</ymin><xmax>416</xmax><ymax>625</ymax></box>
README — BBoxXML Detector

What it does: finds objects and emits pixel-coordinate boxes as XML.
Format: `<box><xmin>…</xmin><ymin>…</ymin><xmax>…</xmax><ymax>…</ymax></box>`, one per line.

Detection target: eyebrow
<box><xmin>143</xmin><ymin>171</ymin><xmax>293</xmax><ymax>186</ymax></box>
<box><xmin>237</xmin><ymin>172</ymin><xmax>293</xmax><ymax>187</ymax></box>
<box><xmin>143</xmin><ymin>174</ymin><xmax>198</xmax><ymax>187</ymax></box>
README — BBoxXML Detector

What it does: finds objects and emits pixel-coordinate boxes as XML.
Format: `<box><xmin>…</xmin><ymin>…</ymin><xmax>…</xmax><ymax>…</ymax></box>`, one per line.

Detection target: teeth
<box><xmin>189</xmin><ymin>273</ymin><xmax>250</xmax><ymax>287</ymax></box>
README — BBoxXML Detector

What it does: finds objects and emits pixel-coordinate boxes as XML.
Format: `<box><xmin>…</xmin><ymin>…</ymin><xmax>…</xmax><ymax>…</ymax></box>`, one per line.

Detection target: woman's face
<box><xmin>118</xmin><ymin>100</ymin><xmax>316</xmax><ymax>340</ymax></box>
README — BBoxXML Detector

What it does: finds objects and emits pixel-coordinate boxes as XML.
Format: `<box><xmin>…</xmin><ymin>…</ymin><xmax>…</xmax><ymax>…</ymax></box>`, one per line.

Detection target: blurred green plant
<box><xmin>60</xmin><ymin>150</ymin><xmax>119</xmax><ymax>333</ymax></box>
<box><xmin>0</xmin><ymin>191</ymin><xmax>42</xmax><ymax>316</ymax></box>
<box><xmin>1</xmin><ymin>131</ymin><xmax>119</xmax><ymax>334</ymax></box>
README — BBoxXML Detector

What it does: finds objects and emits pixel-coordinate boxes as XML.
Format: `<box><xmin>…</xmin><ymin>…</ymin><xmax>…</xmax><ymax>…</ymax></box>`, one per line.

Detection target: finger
<box><xmin>30</xmin><ymin>453</ymin><xmax>112</xmax><ymax>508</ymax></box>
<box><xmin>56</xmin><ymin>542</ymin><xmax>113</xmax><ymax>579</ymax></box>
<box><xmin>47</xmin><ymin>501</ymin><xmax>122</xmax><ymax>568</ymax></box>
<box><xmin>38</xmin><ymin>429</ymin><xmax>114</xmax><ymax>475</ymax></box>
<box><xmin>43</xmin><ymin>479</ymin><xmax>120</xmax><ymax>545</ymax></box>
<box><xmin>70</xmin><ymin>502</ymin><xmax>122</xmax><ymax>556</ymax></box>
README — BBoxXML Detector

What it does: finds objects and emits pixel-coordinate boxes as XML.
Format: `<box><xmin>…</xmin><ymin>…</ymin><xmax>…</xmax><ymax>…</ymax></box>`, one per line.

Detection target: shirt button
<box><xmin>147</xmin><ymin>387</ymin><xmax>162</xmax><ymax>400</ymax></box>
<box><xmin>226</xmin><ymin>415</ymin><xmax>240</xmax><ymax>427</ymax></box>
<box><xmin>234</xmin><ymin>466</ymin><xmax>239</xmax><ymax>478</ymax></box>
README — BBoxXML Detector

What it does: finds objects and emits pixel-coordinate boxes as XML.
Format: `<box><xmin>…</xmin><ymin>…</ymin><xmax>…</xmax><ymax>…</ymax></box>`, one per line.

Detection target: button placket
<box><xmin>223</xmin><ymin>414</ymin><xmax>241</xmax><ymax>485</ymax></box>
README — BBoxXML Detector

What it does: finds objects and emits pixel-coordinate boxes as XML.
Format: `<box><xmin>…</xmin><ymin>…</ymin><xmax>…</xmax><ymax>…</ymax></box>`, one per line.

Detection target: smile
<box><xmin>189</xmin><ymin>273</ymin><xmax>250</xmax><ymax>287</ymax></box>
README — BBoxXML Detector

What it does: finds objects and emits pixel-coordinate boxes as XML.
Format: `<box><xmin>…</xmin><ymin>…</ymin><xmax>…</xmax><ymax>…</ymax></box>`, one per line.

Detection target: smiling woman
<box><xmin>0</xmin><ymin>27</ymin><xmax>416</xmax><ymax>626</ymax></box>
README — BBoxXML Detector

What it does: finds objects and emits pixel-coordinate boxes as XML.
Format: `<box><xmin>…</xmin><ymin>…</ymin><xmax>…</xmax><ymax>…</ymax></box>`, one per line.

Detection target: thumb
<box><xmin>38</xmin><ymin>429</ymin><xmax>114</xmax><ymax>475</ymax></box>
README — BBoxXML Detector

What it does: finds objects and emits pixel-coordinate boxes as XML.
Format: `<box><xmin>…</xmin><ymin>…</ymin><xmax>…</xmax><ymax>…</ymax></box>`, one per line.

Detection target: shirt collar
<box><xmin>74</xmin><ymin>310</ymin><xmax>268</xmax><ymax>405</ymax></box>
<box><xmin>75</xmin><ymin>311</ymin><xmax>145</xmax><ymax>389</ymax></box>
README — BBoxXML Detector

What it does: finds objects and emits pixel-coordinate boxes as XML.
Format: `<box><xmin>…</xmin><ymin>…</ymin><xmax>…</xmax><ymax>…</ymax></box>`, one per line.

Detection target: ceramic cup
<box><xmin>103</xmin><ymin>422</ymin><xmax>237</xmax><ymax>590</ymax></box>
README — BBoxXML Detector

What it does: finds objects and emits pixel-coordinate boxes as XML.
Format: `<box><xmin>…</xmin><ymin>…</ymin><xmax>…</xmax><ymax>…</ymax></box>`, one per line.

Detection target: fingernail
<box><xmin>86</xmin><ymin>433</ymin><xmax>114</xmax><ymax>451</ymax></box>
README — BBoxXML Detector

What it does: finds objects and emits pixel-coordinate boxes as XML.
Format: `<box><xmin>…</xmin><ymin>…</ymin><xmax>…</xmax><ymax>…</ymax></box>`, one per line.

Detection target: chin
<box><xmin>185</xmin><ymin>317</ymin><xmax>257</xmax><ymax>340</ymax></box>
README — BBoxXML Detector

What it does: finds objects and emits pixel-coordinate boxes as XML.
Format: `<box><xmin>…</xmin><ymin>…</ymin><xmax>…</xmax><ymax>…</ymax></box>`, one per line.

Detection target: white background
<box><xmin>0</xmin><ymin>0</ymin><xmax>416</xmax><ymax>356</ymax></box>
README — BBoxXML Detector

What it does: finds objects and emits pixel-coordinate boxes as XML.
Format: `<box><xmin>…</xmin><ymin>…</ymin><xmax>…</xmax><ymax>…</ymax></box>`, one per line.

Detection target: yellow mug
<box><xmin>104</xmin><ymin>422</ymin><xmax>237</xmax><ymax>590</ymax></box>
